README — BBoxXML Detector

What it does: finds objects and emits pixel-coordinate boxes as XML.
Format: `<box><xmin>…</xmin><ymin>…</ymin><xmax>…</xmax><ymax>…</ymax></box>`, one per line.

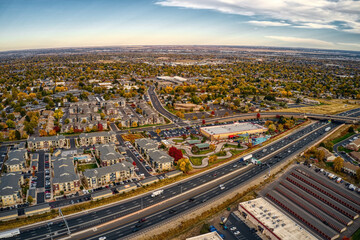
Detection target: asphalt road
<box><xmin>115</xmin><ymin>135</ymin><xmax>151</xmax><ymax>178</ymax></box>
<box><xmin>334</xmin><ymin>133</ymin><xmax>360</xmax><ymax>164</ymax></box>
<box><xmin>10</xmin><ymin>121</ymin><xmax>337</xmax><ymax>240</ymax></box>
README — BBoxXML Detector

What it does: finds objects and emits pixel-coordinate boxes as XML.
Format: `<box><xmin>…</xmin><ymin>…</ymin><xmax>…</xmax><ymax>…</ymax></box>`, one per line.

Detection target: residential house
<box><xmin>0</xmin><ymin>172</ymin><xmax>24</xmax><ymax>206</ymax></box>
<box><xmin>83</xmin><ymin>162</ymin><xmax>134</xmax><ymax>188</ymax></box>
<box><xmin>52</xmin><ymin>156</ymin><xmax>80</xmax><ymax>195</ymax></box>
<box><xmin>318</xmin><ymin>147</ymin><xmax>336</xmax><ymax>162</ymax></box>
<box><xmin>27</xmin><ymin>135</ymin><xmax>70</xmax><ymax>150</ymax></box>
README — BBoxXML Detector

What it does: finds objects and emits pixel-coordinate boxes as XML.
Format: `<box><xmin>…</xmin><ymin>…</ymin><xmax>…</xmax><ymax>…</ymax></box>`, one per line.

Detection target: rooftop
<box><xmin>135</xmin><ymin>138</ymin><xmax>158</xmax><ymax>150</ymax></box>
<box><xmin>186</xmin><ymin>232</ymin><xmax>223</xmax><ymax>240</ymax></box>
<box><xmin>0</xmin><ymin>172</ymin><xmax>22</xmax><ymax>197</ymax></box>
<box><xmin>201</xmin><ymin>122</ymin><xmax>267</xmax><ymax>135</ymax></box>
<box><xmin>28</xmin><ymin>135</ymin><xmax>65</xmax><ymax>142</ymax></box>
<box><xmin>96</xmin><ymin>144</ymin><xmax>124</xmax><ymax>161</ymax></box>
<box><xmin>52</xmin><ymin>156</ymin><xmax>79</xmax><ymax>184</ymax></box>
<box><xmin>6</xmin><ymin>149</ymin><xmax>27</xmax><ymax>166</ymax></box>
<box><xmin>239</xmin><ymin>198</ymin><xmax>317</xmax><ymax>240</ymax></box>
<box><xmin>148</xmin><ymin>150</ymin><xmax>174</xmax><ymax>164</ymax></box>
<box><xmin>79</xmin><ymin>131</ymin><xmax>116</xmax><ymax>138</ymax></box>
<box><xmin>83</xmin><ymin>161</ymin><xmax>134</xmax><ymax>179</ymax></box>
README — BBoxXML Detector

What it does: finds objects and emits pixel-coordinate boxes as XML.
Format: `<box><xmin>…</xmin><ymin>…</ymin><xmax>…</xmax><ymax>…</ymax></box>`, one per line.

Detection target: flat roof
<box><xmin>186</xmin><ymin>232</ymin><xmax>223</xmax><ymax>240</ymax></box>
<box><xmin>201</xmin><ymin>122</ymin><xmax>267</xmax><ymax>135</ymax></box>
<box><xmin>239</xmin><ymin>198</ymin><xmax>317</xmax><ymax>240</ymax></box>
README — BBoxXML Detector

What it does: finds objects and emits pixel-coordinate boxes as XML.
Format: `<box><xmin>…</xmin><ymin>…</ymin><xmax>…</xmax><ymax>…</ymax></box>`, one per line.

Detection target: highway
<box><xmin>10</xmin><ymin>121</ymin><xmax>338</xmax><ymax>240</ymax></box>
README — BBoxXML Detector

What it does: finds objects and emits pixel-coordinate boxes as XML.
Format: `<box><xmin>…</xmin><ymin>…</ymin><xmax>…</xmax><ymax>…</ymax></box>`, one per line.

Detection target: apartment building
<box><xmin>83</xmin><ymin>162</ymin><xmax>134</xmax><ymax>188</ymax></box>
<box><xmin>52</xmin><ymin>156</ymin><xmax>80</xmax><ymax>195</ymax></box>
<box><xmin>27</xmin><ymin>135</ymin><xmax>70</xmax><ymax>150</ymax></box>
<box><xmin>78</xmin><ymin>131</ymin><xmax>117</xmax><ymax>146</ymax></box>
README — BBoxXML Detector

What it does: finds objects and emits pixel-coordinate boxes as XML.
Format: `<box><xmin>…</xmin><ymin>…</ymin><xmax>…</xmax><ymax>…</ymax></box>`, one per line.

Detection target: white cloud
<box><xmin>294</xmin><ymin>23</ymin><xmax>337</xmax><ymax>30</ymax></box>
<box><xmin>156</xmin><ymin>0</ymin><xmax>360</xmax><ymax>33</ymax></box>
<box><xmin>248</xmin><ymin>21</ymin><xmax>290</xmax><ymax>27</ymax></box>
<box><xmin>338</xmin><ymin>42</ymin><xmax>360</xmax><ymax>48</ymax></box>
<box><xmin>266</xmin><ymin>36</ymin><xmax>334</xmax><ymax>47</ymax></box>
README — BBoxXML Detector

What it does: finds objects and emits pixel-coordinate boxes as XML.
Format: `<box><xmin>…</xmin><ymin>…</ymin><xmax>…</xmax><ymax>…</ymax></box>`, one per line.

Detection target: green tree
<box><xmin>27</xmin><ymin>196</ymin><xmax>34</xmax><ymax>204</ymax></box>
<box><xmin>6</xmin><ymin>119</ymin><xmax>15</xmax><ymax>128</ymax></box>
<box><xmin>15</xmin><ymin>130</ymin><xmax>21</xmax><ymax>140</ymax></box>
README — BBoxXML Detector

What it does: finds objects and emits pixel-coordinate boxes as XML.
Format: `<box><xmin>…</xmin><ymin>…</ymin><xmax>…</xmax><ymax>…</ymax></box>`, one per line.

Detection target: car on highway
<box><xmin>98</xmin><ymin>237</ymin><xmax>106</xmax><ymax>240</ymax></box>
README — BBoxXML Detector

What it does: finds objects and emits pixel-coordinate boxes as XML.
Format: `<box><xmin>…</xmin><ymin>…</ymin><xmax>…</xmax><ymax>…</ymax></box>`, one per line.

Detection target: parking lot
<box><xmin>225</xmin><ymin>212</ymin><xmax>262</xmax><ymax>240</ymax></box>
<box><xmin>334</xmin><ymin>133</ymin><xmax>360</xmax><ymax>164</ymax></box>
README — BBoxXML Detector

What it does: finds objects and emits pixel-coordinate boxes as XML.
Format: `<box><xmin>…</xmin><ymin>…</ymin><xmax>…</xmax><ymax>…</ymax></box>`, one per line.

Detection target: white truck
<box><xmin>325</xmin><ymin>127</ymin><xmax>331</xmax><ymax>132</ymax></box>
<box><xmin>240</xmin><ymin>154</ymin><xmax>253</xmax><ymax>162</ymax></box>
<box><xmin>151</xmin><ymin>189</ymin><xmax>164</xmax><ymax>197</ymax></box>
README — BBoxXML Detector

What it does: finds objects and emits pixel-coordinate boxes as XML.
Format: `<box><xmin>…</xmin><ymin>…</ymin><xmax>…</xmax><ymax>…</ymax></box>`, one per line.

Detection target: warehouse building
<box><xmin>200</xmin><ymin>122</ymin><xmax>267</xmax><ymax>141</ymax></box>
<box><xmin>239</xmin><ymin>198</ymin><xmax>318</xmax><ymax>240</ymax></box>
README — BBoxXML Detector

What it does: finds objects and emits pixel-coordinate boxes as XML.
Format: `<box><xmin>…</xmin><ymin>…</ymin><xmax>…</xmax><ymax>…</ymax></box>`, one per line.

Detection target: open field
<box><xmin>270</xmin><ymin>99</ymin><xmax>359</xmax><ymax>115</ymax></box>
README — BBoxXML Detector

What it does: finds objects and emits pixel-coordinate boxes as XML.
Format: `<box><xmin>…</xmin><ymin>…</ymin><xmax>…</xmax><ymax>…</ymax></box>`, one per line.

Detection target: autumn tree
<box><xmin>132</xmin><ymin>122</ymin><xmax>138</xmax><ymax>128</ymax></box>
<box><xmin>168</xmin><ymin>146</ymin><xmax>183</xmax><ymax>163</ymax></box>
<box><xmin>333</xmin><ymin>157</ymin><xmax>344</xmax><ymax>172</ymax></box>
<box><xmin>53</xmin><ymin>109</ymin><xmax>64</xmax><ymax>121</ymax></box>
<box><xmin>209</xmin><ymin>144</ymin><xmax>216</xmax><ymax>151</ymax></box>
<box><xmin>176</xmin><ymin>158</ymin><xmax>192</xmax><ymax>173</ymax></box>
<box><xmin>209</xmin><ymin>155</ymin><xmax>218</xmax><ymax>163</ymax></box>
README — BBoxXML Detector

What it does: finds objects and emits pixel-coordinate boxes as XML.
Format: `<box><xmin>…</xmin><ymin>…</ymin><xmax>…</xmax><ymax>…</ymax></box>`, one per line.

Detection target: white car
<box><xmin>230</xmin><ymin>227</ymin><xmax>237</xmax><ymax>231</ymax></box>
<box><xmin>234</xmin><ymin>231</ymin><xmax>240</xmax><ymax>235</ymax></box>
<box><xmin>99</xmin><ymin>237</ymin><xmax>107</xmax><ymax>240</ymax></box>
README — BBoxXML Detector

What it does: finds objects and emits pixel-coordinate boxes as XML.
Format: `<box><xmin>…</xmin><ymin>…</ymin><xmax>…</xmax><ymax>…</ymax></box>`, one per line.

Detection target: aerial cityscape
<box><xmin>0</xmin><ymin>1</ymin><xmax>360</xmax><ymax>240</ymax></box>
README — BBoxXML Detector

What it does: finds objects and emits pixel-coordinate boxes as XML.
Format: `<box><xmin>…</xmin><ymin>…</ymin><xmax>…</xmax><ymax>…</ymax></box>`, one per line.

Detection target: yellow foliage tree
<box><xmin>209</xmin><ymin>144</ymin><xmax>216</xmax><ymax>151</ymax></box>
<box><xmin>333</xmin><ymin>157</ymin><xmax>344</xmax><ymax>172</ymax></box>
<box><xmin>48</xmin><ymin>130</ymin><xmax>56</xmax><ymax>136</ymax></box>
<box><xmin>176</xmin><ymin>158</ymin><xmax>193</xmax><ymax>173</ymax></box>
<box><xmin>132</xmin><ymin>122</ymin><xmax>138</xmax><ymax>128</ymax></box>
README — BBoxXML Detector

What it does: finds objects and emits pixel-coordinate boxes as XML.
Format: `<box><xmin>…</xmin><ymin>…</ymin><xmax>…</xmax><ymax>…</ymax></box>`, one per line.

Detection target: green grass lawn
<box><xmin>189</xmin><ymin>156</ymin><xmax>205</xmax><ymax>166</ymax></box>
<box><xmin>173</xmin><ymin>139</ymin><xmax>185</xmax><ymax>143</ymax></box>
<box><xmin>215</xmin><ymin>151</ymin><xmax>227</xmax><ymax>157</ymax></box>
<box><xmin>338</xmin><ymin>146</ymin><xmax>353</xmax><ymax>153</ymax></box>
<box><xmin>352</xmin><ymin>227</ymin><xmax>360</xmax><ymax>240</ymax></box>
<box><xmin>193</xmin><ymin>149</ymin><xmax>214</xmax><ymax>155</ymax></box>
<box><xmin>78</xmin><ymin>163</ymin><xmax>97</xmax><ymax>172</ymax></box>
<box><xmin>332</xmin><ymin>132</ymin><xmax>356</xmax><ymax>144</ymax></box>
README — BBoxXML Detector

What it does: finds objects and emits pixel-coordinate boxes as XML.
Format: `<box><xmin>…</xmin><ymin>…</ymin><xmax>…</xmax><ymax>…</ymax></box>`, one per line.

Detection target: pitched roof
<box><xmin>79</xmin><ymin>131</ymin><xmax>116</xmax><ymax>138</ymax></box>
<box><xmin>52</xmin><ymin>156</ymin><xmax>79</xmax><ymax>184</ymax></box>
<box><xmin>0</xmin><ymin>172</ymin><xmax>22</xmax><ymax>197</ymax></box>
<box><xmin>28</xmin><ymin>135</ymin><xmax>65</xmax><ymax>142</ymax></box>
<box><xmin>83</xmin><ymin>161</ymin><xmax>134</xmax><ymax>179</ymax></box>
<box><xmin>135</xmin><ymin>138</ymin><xmax>158</xmax><ymax>150</ymax></box>
<box><xmin>148</xmin><ymin>150</ymin><xmax>173</xmax><ymax>164</ymax></box>
<box><xmin>6</xmin><ymin>149</ymin><xmax>27</xmax><ymax>166</ymax></box>
<box><xmin>96</xmin><ymin>144</ymin><xmax>124</xmax><ymax>161</ymax></box>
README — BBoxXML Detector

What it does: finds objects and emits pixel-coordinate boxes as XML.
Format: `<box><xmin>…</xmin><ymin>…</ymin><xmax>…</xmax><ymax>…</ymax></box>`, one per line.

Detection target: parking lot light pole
<box><xmin>59</xmin><ymin>208</ymin><xmax>71</xmax><ymax>235</ymax></box>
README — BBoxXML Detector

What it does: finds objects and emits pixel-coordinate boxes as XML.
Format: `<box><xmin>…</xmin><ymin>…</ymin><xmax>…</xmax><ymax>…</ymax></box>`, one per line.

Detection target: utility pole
<box><xmin>59</xmin><ymin>208</ymin><xmax>71</xmax><ymax>235</ymax></box>
<box><xmin>266</xmin><ymin>163</ymin><xmax>271</xmax><ymax>177</ymax></box>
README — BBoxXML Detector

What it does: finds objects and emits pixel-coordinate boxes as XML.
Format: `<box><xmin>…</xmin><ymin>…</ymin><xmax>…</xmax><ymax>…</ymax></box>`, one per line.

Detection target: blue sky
<box><xmin>0</xmin><ymin>0</ymin><xmax>359</xmax><ymax>51</ymax></box>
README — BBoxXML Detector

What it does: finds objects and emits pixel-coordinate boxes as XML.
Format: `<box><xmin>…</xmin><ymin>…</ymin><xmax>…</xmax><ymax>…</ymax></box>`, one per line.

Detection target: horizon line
<box><xmin>1</xmin><ymin>44</ymin><xmax>360</xmax><ymax>54</ymax></box>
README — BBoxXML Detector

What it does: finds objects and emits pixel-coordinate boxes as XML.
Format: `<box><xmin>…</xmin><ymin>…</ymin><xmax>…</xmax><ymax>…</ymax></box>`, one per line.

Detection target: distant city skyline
<box><xmin>0</xmin><ymin>0</ymin><xmax>359</xmax><ymax>51</ymax></box>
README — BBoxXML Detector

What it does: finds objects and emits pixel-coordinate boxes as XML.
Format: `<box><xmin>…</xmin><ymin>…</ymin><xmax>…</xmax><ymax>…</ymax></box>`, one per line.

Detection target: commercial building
<box><xmin>83</xmin><ymin>162</ymin><xmax>134</xmax><ymax>188</ymax></box>
<box><xmin>0</xmin><ymin>209</ymin><xmax>18</xmax><ymax>221</ymax></box>
<box><xmin>5</xmin><ymin>149</ymin><xmax>28</xmax><ymax>173</ymax></box>
<box><xmin>91</xmin><ymin>189</ymin><xmax>113</xmax><ymax>201</ymax></box>
<box><xmin>147</xmin><ymin>150</ymin><xmax>174</xmax><ymax>171</ymax></box>
<box><xmin>52</xmin><ymin>156</ymin><xmax>80</xmax><ymax>195</ymax></box>
<box><xmin>95</xmin><ymin>144</ymin><xmax>125</xmax><ymax>166</ymax></box>
<box><xmin>27</xmin><ymin>135</ymin><xmax>70</xmax><ymax>150</ymax></box>
<box><xmin>239</xmin><ymin>198</ymin><xmax>317</xmax><ymax>240</ymax></box>
<box><xmin>0</xmin><ymin>172</ymin><xmax>24</xmax><ymax>207</ymax></box>
<box><xmin>25</xmin><ymin>204</ymin><xmax>50</xmax><ymax>216</ymax></box>
<box><xmin>78</xmin><ymin>131</ymin><xmax>117</xmax><ymax>146</ymax></box>
<box><xmin>200</xmin><ymin>122</ymin><xmax>267</xmax><ymax>141</ymax></box>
